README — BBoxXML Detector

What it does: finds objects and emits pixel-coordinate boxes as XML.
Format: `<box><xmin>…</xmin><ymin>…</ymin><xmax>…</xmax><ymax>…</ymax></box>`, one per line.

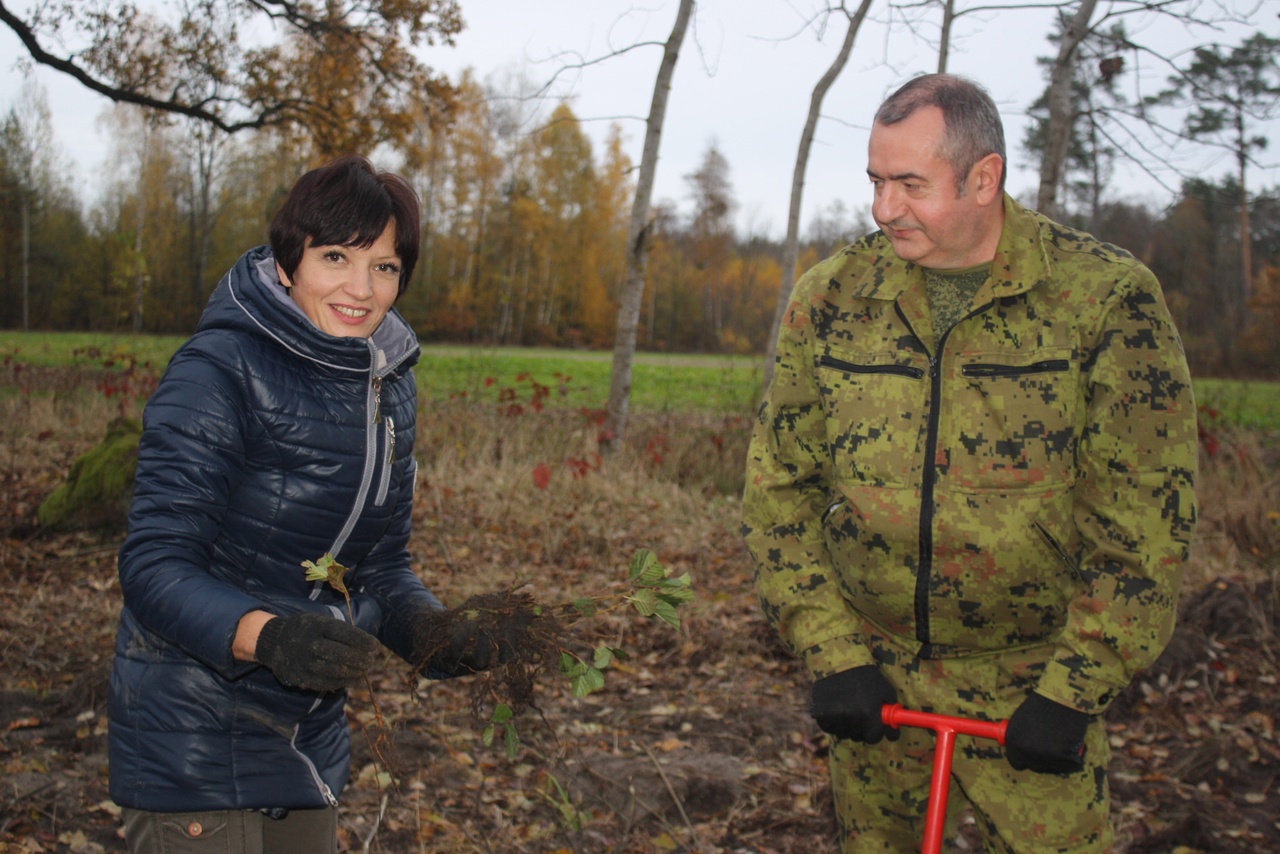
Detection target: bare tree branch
<box><xmin>763</xmin><ymin>0</ymin><xmax>875</xmax><ymax>392</ymax></box>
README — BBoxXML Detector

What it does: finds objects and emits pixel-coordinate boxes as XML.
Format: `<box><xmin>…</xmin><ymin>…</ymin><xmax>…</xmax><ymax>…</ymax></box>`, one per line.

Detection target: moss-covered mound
<box><xmin>37</xmin><ymin>416</ymin><xmax>141</xmax><ymax>531</ymax></box>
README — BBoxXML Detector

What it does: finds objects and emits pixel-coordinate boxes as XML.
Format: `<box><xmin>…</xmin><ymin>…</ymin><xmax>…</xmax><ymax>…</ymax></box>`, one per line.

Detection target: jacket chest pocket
<box><xmin>944</xmin><ymin>351</ymin><xmax>1079</xmax><ymax>492</ymax></box>
<box><xmin>816</xmin><ymin>351</ymin><xmax>928</xmax><ymax>488</ymax></box>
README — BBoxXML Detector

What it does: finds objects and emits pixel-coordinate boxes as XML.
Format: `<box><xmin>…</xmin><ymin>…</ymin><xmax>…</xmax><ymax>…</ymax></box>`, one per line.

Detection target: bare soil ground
<box><xmin>1</xmin><ymin>387</ymin><xmax>1277</xmax><ymax>853</ymax></box>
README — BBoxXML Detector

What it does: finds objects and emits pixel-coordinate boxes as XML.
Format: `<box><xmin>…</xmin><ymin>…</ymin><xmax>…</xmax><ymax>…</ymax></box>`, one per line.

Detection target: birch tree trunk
<box><xmin>937</xmin><ymin>0</ymin><xmax>956</xmax><ymax>73</ymax></box>
<box><xmin>1036</xmin><ymin>0</ymin><xmax>1099</xmax><ymax>218</ymax></box>
<box><xmin>1236</xmin><ymin>121</ymin><xmax>1253</xmax><ymax>309</ymax></box>
<box><xmin>603</xmin><ymin>0</ymin><xmax>695</xmax><ymax>450</ymax></box>
<box><xmin>761</xmin><ymin>0</ymin><xmax>872</xmax><ymax>392</ymax></box>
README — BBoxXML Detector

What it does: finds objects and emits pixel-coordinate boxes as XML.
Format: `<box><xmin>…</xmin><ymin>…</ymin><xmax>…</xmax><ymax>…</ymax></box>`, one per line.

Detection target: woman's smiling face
<box><xmin>276</xmin><ymin>221</ymin><xmax>401</xmax><ymax>338</ymax></box>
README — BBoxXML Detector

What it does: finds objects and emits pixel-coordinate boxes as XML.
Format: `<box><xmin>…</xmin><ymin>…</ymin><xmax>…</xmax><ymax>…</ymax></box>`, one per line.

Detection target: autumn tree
<box><xmin>1147</xmin><ymin>176</ymin><xmax>1245</xmax><ymax>369</ymax></box>
<box><xmin>1032</xmin><ymin>0</ymin><xmax>1100</xmax><ymax>221</ymax></box>
<box><xmin>0</xmin><ymin>79</ymin><xmax>80</xmax><ymax>330</ymax></box>
<box><xmin>1155</xmin><ymin>33</ymin><xmax>1280</xmax><ymax>313</ymax></box>
<box><xmin>684</xmin><ymin>140</ymin><xmax>737</xmax><ymax>347</ymax></box>
<box><xmin>605</xmin><ymin>0</ymin><xmax>695</xmax><ymax>450</ymax></box>
<box><xmin>0</xmin><ymin>0</ymin><xmax>462</xmax><ymax>149</ymax></box>
<box><xmin>1024</xmin><ymin>20</ymin><xmax>1129</xmax><ymax>229</ymax></box>
<box><xmin>409</xmin><ymin>72</ymin><xmax>503</xmax><ymax>339</ymax></box>
<box><xmin>764</xmin><ymin>0</ymin><xmax>872</xmax><ymax>390</ymax></box>
<box><xmin>0</xmin><ymin>79</ymin><xmax>49</xmax><ymax>330</ymax></box>
<box><xmin>591</xmin><ymin>124</ymin><xmax>636</xmax><ymax>334</ymax></box>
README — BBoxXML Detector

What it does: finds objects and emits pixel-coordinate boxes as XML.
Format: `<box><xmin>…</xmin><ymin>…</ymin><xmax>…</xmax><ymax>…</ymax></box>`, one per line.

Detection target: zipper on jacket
<box><xmin>961</xmin><ymin>359</ymin><xmax>1070</xmax><ymax>378</ymax></box>
<box><xmin>374</xmin><ymin>416</ymin><xmax>395</xmax><ymax>506</ymax></box>
<box><xmin>1033</xmin><ymin>520</ymin><xmax>1082</xmax><ymax>583</ymax></box>
<box><xmin>318</xmin><ymin>366</ymin><xmax>387</xmax><ymax>575</ymax></box>
<box><xmin>819</xmin><ymin>353</ymin><xmax>926</xmax><ymax>380</ymax></box>
<box><xmin>292</xmin><ymin>699</ymin><xmax>340</xmax><ymax>807</ymax></box>
<box><xmin>902</xmin><ymin>300</ymin><xmax>994</xmax><ymax>658</ymax></box>
<box><xmin>915</xmin><ymin>353</ymin><xmax>942</xmax><ymax>657</ymax></box>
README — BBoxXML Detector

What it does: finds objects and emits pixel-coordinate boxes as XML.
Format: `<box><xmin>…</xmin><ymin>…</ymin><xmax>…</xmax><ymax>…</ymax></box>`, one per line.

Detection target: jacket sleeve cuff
<box><xmin>1035</xmin><ymin>657</ymin><xmax>1124</xmax><ymax>714</ymax></box>
<box><xmin>801</xmin><ymin>633</ymin><xmax>876</xmax><ymax>681</ymax></box>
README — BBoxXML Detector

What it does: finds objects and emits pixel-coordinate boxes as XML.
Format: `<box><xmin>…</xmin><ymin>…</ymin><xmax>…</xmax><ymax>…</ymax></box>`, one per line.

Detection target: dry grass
<box><xmin>1184</xmin><ymin>427</ymin><xmax>1280</xmax><ymax>588</ymax></box>
<box><xmin>414</xmin><ymin>399</ymin><xmax>751</xmax><ymax>604</ymax></box>
<box><xmin>3</xmin><ymin>376</ymin><xmax>1279</xmax><ymax>853</ymax></box>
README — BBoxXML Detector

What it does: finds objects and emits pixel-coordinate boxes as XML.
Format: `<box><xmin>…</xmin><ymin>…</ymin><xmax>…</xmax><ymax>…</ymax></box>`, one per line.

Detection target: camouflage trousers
<box><xmin>828</xmin><ymin>633</ymin><xmax>1112</xmax><ymax>853</ymax></box>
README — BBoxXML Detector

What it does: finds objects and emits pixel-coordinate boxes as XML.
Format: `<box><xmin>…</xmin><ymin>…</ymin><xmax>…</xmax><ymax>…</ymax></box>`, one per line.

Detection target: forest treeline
<box><xmin>2</xmin><ymin>73</ymin><xmax>1278</xmax><ymax>377</ymax></box>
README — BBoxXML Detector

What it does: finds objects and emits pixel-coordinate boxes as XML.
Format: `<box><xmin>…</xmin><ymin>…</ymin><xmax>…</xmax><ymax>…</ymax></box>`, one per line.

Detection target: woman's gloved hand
<box><xmin>1004</xmin><ymin>692</ymin><xmax>1091</xmax><ymax>774</ymax></box>
<box><xmin>254</xmin><ymin>612</ymin><xmax>380</xmax><ymax>692</ymax></box>
<box><xmin>810</xmin><ymin>665</ymin><xmax>900</xmax><ymax>744</ymax></box>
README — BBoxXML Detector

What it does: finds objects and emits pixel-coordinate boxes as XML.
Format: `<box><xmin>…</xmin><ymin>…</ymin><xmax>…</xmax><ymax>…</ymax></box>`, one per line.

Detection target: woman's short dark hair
<box><xmin>269</xmin><ymin>155</ymin><xmax>421</xmax><ymax>297</ymax></box>
<box><xmin>875</xmin><ymin>73</ymin><xmax>1006</xmax><ymax>195</ymax></box>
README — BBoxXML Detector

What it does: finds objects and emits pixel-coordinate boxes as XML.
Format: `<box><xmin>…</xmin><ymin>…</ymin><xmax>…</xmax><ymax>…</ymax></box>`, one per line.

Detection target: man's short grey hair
<box><xmin>875</xmin><ymin>73</ymin><xmax>1006</xmax><ymax>195</ymax></box>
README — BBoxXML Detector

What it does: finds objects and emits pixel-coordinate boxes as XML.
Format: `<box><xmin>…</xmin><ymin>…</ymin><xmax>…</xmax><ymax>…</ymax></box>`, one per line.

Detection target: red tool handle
<box><xmin>880</xmin><ymin>704</ymin><xmax>1009</xmax><ymax>854</ymax></box>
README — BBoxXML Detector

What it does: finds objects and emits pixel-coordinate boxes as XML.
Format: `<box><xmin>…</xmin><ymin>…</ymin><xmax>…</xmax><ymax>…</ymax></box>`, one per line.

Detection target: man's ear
<box><xmin>275</xmin><ymin>262</ymin><xmax>292</xmax><ymax>288</ymax></box>
<box><xmin>971</xmin><ymin>153</ymin><xmax>1004</xmax><ymax>205</ymax></box>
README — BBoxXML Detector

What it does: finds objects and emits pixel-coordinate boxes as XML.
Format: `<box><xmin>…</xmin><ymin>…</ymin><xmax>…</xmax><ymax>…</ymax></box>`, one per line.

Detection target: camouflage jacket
<box><xmin>743</xmin><ymin>195</ymin><xmax>1198</xmax><ymax>714</ymax></box>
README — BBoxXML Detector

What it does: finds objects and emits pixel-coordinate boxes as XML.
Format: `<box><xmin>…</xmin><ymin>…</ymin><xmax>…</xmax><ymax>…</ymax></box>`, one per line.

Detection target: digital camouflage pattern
<box><xmin>742</xmin><ymin>193</ymin><xmax>1198</xmax><ymax>715</ymax></box>
<box><xmin>828</xmin><ymin>631</ymin><xmax>1112</xmax><ymax>852</ymax></box>
<box><xmin>926</xmin><ymin>265</ymin><xmax>990</xmax><ymax>341</ymax></box>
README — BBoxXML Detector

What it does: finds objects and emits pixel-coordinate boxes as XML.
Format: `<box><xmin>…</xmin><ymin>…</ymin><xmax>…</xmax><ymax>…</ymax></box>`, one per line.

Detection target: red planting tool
<box><xmin>880</xmin><ymin>704</ymin><xmax>1009</xmax><ymax>854</ymax></box>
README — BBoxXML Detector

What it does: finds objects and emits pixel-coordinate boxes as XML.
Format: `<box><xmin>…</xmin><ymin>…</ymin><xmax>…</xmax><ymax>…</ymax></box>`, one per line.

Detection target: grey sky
<box><xmin>2</xmin><ymin>0</ymin><xmax>1277</xmax><ymax>238</ymax></box>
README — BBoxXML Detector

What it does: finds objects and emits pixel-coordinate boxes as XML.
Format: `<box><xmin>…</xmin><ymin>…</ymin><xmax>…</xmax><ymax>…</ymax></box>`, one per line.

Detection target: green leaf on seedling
<box><xmin>301</xmin><ymin>553</ymin><xmax>348</xmax><ymax>596</ymax></box>
<box><xmin>653</xmin><ymin>600</ymin><xmax>681</xmax><ymax>630</ymax></box>
<box><xmin>559</xmin><ymin>652</ymin><xmax>607</xmax><ymax>698</ymax></box>
<box><xmin>592</xmin><ymin>645</ymin><xmax>613</xmax><ymax>669</ymax></box>
<box><xmin>485</xmin><ymin>703</ymin><xmax>519</xmax><ymax>755</ymax></box>
<box><xmin>570</xmin><ymin>666</ymin><xmax>605</xmax><ymax>698</ymax></box>
<box><xmin>628</xmin><ymin>549</ymin><xmax>664</xmax><ymax>585</ymax></box>
<box><xmin>571</xmin><ymin>597</ymin><xmax>597</xmax><ymax>618</ymax></box>
<box><xmin>627</xmin><ymin>587</ymin><xmax>658</xmax><ymax>617</ymax></box>
<box><xmin>658</xmin><ymin>572</ymin><xmax>693</xmax><ymax>591</ymax></box>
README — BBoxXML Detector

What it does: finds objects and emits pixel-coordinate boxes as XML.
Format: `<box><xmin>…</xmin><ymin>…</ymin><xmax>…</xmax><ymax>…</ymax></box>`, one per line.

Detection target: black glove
<box><xmin>1004</xmin><ymin>692</ymin><xmax>1091</xmax><ymax>774</ymax></box>
<box><xmin>413</xmin><ymin>599</ymin><xmax>533</xmax><ymax>676</ymax></box>
<box><xmin>810</xmin><ymin>665</ymin><xmax>900</xmax><ymax>744</ymax></box>
<box><xmin>255</xmin><ymin>613</ymin><xmax>380</xmax><ymax>692</ymax></box>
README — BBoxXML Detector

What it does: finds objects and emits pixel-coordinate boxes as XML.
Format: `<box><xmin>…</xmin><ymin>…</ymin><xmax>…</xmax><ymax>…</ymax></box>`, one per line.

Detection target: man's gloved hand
<box><xmin>1004</xmin><ymin>692</ymin><xmax>1091</xmax><ymax>774</ymax></box>
<box><xmin>810</xmin><ymin>665</ymin><xmax>900</xmax><ymax>744</ymax></box>
<box><xmin>414</xmin><ymin>601</ymin><xmax>533</xmax><ymax>676</ymax></box>
<box><xmin>255</xmin><ymin>613</ymin><xmax>380</xmax><ymax>692</ymax></box>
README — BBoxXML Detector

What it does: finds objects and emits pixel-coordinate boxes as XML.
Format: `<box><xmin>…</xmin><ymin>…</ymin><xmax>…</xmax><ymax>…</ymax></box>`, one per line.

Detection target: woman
<box><xmin>108</xmin><ymin>155</ymin><xmax>502</xmax><ymax>852</ymax></box>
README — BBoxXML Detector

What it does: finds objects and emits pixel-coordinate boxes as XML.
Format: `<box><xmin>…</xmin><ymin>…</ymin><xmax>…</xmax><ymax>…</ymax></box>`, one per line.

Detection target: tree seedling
<box><xmin>412</xmin><ymin>548</ymin><xmax>693</xmax><ymax>759</ymax></box>
<box><xmin>303</xmin><ymin>549</ymin><xmax>693</xmax><ymax>762</ymax></box>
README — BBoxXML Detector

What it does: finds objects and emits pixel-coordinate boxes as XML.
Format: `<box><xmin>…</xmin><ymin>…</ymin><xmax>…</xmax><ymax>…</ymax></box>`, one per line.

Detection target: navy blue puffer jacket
<box><xmin>108</xmin><ymin>246</ymin><xmax>441</xmax><ymax>811</ymax></box>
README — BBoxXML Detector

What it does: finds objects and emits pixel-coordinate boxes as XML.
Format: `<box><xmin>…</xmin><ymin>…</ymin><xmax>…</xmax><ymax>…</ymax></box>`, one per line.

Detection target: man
<box><xmin>742</xmin><ymin>74</ymin><xmax>1197</xmax><ymax>852</ymax></box>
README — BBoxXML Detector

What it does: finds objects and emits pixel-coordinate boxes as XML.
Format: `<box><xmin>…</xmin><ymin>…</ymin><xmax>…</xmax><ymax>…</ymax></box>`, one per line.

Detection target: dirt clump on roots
<box><xmin>408</xmin><ymin>590</ymin><xmax>569</xmax><ymax>721</ymax></box>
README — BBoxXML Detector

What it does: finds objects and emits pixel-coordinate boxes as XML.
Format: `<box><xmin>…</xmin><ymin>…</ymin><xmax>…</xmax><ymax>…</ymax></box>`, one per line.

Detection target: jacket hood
<box><xmin>199</xmin><ymin>245</ymin><xmax>420</xmax><ymax>378</ymax></box>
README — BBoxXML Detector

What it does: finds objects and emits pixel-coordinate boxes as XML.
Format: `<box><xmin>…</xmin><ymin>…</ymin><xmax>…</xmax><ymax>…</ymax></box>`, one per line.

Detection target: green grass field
<box><xmin>2</xmin><ymin>331</ymin><xmax>1277</xmax><ymax>428</ymax></box>
<box><xmin>0</xmin><ymin>332</ymin><xmax>764</xmax><ymax>415</ymax></box>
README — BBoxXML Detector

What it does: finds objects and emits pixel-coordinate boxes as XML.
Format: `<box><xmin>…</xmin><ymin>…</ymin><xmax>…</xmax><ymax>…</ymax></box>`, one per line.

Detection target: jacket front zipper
<box><xmin>315</xmin><ymin>364</ymin><xmax>389</xmax><ymax>591</ymax></box>
<box><xmin>900</xmin><ymin>301</ymin><xmax>995</xmax><ymax>658</ymax></box>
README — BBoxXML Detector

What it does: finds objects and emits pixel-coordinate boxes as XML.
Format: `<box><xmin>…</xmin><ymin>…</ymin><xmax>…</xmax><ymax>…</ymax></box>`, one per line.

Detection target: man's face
<box><xmin>867</xmin><ymin>106</ymin><xmax>994</xmax><ymax>270</ymax></box>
